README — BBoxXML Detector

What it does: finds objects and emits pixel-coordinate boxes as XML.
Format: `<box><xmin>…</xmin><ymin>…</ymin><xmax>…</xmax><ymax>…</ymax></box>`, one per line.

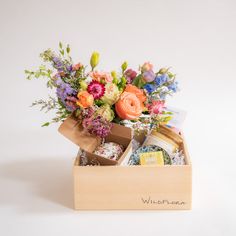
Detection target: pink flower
<box><xmin>147</xmin><ymin>100</ymin><xmax>165</xmax><ymax>115</ymax></box>
<box><xmin>89</xmin><ymin>71</ymin><xmax>113</xmax><ymax>83</ymax></box>
<box><xmin>141</xmin><ymin>62</ymin><xmax>153</xmax><ymax>72</ymax></box>
<box><xmin>65</xmin><ymin>96</ymin><xmax>79</xmax><ymax>111</ymax></box>
<box><xmin>82</xmin><ymin>116</ymin><xmax>93</xmax><ymax>129</ymax></box>
<box><xmin>87</xmin><ymin>80</ymin><xmax>105</xmax><ymax>99</ymax></box>
<box><xmin>72</xmin><ymin>63</ymin><xmax>83</xmax><ymax>71</ymax></box>
<box><xmin>125</xmin><ymin>69</ymin><xmax>137</xmax><ymax>83</ymax></box>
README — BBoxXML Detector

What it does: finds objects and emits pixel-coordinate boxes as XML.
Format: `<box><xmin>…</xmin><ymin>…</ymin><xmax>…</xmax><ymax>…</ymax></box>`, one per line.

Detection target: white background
<box><xmin>0</xmin><ymin>0</ymin><xmax>236</xmax><ymax>235</ymax></box>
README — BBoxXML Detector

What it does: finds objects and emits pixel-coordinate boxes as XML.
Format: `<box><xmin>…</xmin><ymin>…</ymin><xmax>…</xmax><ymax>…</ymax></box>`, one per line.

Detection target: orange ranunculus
<box><xmin>76</xmin><ymin>91</ymin><xmax>94</xmax><ymax>108</ymax></box>
<box><xmin>124</xmin><ymin>84</ymin><xmax>146</xmax><ymax>103</ymax></box>
<box><xmin>115</xmin><ymin>92</ymin><xmax>143</xmax><ymax>120</ymax></box>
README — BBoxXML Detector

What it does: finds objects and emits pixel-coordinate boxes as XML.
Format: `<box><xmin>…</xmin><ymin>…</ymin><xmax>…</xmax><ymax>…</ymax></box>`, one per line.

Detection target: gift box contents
<box><xmin>94</xmin><ymin>142</ymin><xmax>124</xmax><ymax>160</ymax></box>
<box><xmin>59</xmin><ymin>116</ymin><xmax>133</xmax><ymax>166</ymax></box>
<box><xmin>76</xmin><ymin>123</ymin><xmax>186</xmax><ymax>167</ymax></box>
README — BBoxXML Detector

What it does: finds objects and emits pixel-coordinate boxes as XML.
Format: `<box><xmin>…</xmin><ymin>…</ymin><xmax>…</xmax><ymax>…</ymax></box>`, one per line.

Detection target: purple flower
<box><xmin>155</xmin><ymin>74</ymin><xmax>169</xmax><ymax>87</ymax></box>
<box><xmin>52</xmin><ymin>56</ymin><xmax>73</xmax><ymax>74</ymax></box>
<box><xmin>143</xmin><ymin>70</ymin><xmax>155</xmax><ymax>82</ymax></box>
<box><xmin>83</xmin><ymin>116</ymin><xmax>113</xmax><ymax>138</ymax></box>
<box><xmin>66</xmin><ymin>64</ymin><xmax>73</xmax><ymax>73</ymax></box>
<box><xmin>56</xmin><ymin>78</ymin><xmax>77</xmax><ymax>111</ymax></box>
<box><xmin>52</xmin><ymin>56</ymin><xmax>64</xmax><ymax>71</ymax></box>
<box><xmin>144</xmin><ymin>84</ymin><xmax>156</xmax><ymax>94</ymax></box>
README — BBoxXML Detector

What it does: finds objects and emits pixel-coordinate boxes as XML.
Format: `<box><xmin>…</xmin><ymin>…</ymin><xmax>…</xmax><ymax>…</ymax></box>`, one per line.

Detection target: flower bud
<box><xmin>121</xmin><ymin>61</ymin><xmax>128</xmax><ymax>72</ymax></box>
<box><xmin>141</xmin><ymin>62</ymin><xmax>153</xmax><ymax>72</ymax></box>
<box><xmin>90</xmin><ymin>51</ymin><xmax>100</xmax><ymax>70</ymax></box>
<box><xmin>79</xmin><ymin>80</ymin><xmax>88</xmax><ymax>90</ymax></box>
<box><xmin>111</xmin><ymin>70</ymin><xmax>117</xmax><ymax>79</ymax></box>
<box><xmin>158</xmin><ymin>68</ymin><xmax>169</xmax><ymax>74</ymax></box>
<box><xmin>111</xmin><ymin>71</ymin><xmax>118</xmax><ymax>84</ymax></box>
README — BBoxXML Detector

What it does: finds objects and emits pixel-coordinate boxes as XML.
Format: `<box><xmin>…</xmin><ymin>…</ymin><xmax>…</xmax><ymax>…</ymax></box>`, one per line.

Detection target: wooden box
<box><xmin>59</xmin><ymin>117</ymin><xmax>192</xmax><ymax>210</ymax></box>
<box><xmin>58</xmin><ymin>117</ymin><xmax>133</xmax><ymax>165</ymax></box>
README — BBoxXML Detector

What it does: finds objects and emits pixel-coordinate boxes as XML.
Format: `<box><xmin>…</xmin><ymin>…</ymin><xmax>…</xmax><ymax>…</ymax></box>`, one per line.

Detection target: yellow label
<box><xmin>140</xmin><ymin>151</ymin><xmax>164</xmax><ymax>166</ymax></box>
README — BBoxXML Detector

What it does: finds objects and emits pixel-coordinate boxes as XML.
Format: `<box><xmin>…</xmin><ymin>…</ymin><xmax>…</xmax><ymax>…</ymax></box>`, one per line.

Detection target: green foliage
<box><xmin>161</xmin><ymin>111</ymin><xmax>173</xmax><ymax>115</ymax></box>
<box><xmin>118</xmin><ymin>76</ymin><xmax>127</xmax><ymax>91</ymax></box>
<box><xmin>42</xmin><ymin>122</ymin><xmax>50</xmax><ymax>127</ymax></box>
<box><xmin>31</xmin><ymin>96</ymin><xmax>58</xmax><ymax>112</ymax></box>
<box><xmin>40</xmin><ymin>49</ymin><xmax>54</xmax><ymax>62</ymax></box>
<box><xmin>25</xmin><ymin>66</ymin><xmax>54</xmax><ymax>88</ymax></box>
<box><xmin>160</xmin><ymin>115</ymin><xmax>172</xmax><ymax>123</ymax></box>
<box><xmin>121</xmin><ymin>61</ymin><xmax>128</xmax><ymax>72</ymax></box>
<box><xmin>94</xmin><ymin>99</ymin><xmax>105</xmax><ymax>107</ymax></box>
<box><xmin>32</xmin><ymin>96</ymin><xmax>72</xmax><ymax>127</ymax></box>
<box><xmin>58</xmin><ymin>42</ymin><xmax>72</xmax><ymax>62</ymax></box>
<box><xmin>132</xmin><ymin>74</ymin><xmax>145</xmax><ymax>88</ymax></box>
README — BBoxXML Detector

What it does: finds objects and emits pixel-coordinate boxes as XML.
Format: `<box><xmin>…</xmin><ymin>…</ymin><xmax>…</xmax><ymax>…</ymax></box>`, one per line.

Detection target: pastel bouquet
<box><xmin>25</xmin><ymin>43</ymin><xmax>179</xmax><ymax>138</ymax></box>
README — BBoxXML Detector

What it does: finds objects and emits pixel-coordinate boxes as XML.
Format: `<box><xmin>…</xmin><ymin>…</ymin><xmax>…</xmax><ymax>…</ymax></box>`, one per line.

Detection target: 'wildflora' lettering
<box><xmin>141</xmin><ymin>196</ymin><xmax>185</xmax><ymax>205</ymax></box>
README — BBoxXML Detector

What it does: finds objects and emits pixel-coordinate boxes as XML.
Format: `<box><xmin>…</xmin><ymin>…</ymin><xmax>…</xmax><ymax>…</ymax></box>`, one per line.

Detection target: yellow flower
<box><xmin>90</xmin><ymin>51</ymin><xmax>100</xmax><ymax>70</ymax></box>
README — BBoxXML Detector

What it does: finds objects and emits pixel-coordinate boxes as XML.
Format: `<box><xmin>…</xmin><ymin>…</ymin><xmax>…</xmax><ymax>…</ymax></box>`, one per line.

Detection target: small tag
<box><xmin>140</xmin><ymin>151</ymin><xmax>164</xmax><ymax>166</ymax></box>
<box><xmin>165</xmin><ymin>106</ymin><xmax>187</xmax><ymax>129</ymax></box>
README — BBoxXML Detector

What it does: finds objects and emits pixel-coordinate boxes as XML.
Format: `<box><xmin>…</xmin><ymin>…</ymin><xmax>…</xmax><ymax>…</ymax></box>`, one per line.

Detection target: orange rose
<box><xmin>76</xmin><ymin>91</ymin><xmax>94</xmax><ymax>108</ymax></box>
<box><xmin>115</xmin><ymin>92</ymin><xmax>143</xmax><ymax>120</ymax></box>
<box><xmin>124</xmin><ymin>84</ymin><xmax>146</xmax><ymax>103</ymax></box>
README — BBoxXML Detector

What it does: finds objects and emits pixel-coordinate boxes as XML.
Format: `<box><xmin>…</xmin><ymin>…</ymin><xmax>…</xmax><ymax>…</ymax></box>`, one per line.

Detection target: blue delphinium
<box><xmin>155</xmin><ymin>74</ymin><xmax>169</xmax><ymax>87</ymax></box>
<box><xmin>159</xmin><ymin>86</ymin><xmax>169</xmax><ymax>100</ymax></box>
<box><xmin>168</xmin><ymin>81</ymin><xmax>178</xmax><ymax>92</ymax></box>
<box><xmin>144</xmin><ymin>84</ymin><xmax>157</xmax><ymax>94</ymax></box>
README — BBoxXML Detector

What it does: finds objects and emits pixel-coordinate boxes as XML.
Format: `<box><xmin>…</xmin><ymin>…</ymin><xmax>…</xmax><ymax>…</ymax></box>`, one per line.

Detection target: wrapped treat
<box><xmin>128</xmin><ymin>145</ymin><xmax>171</xmax><ymax>165</ymax></box>
<box><xmin>93</xmin><ymin>142</ymin><xmax>124</xmax><ymax>160</ymax></box>
<box><xmin>139</xmin><ymin>151</ymin><xmax>164</xmax><ymax>166</ymax></box>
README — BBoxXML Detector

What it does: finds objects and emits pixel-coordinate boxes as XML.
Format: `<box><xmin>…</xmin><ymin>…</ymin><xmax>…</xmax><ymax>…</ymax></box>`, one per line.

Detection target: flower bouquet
<box><xmin>25</xmin><ymin>42</ymin><xmax>179</xmax><ymax>139</ymax></box>
<box><xmin>25</xmin><ymin>44</ymin><xmax>192</xmax><ymax>210</ymax></box>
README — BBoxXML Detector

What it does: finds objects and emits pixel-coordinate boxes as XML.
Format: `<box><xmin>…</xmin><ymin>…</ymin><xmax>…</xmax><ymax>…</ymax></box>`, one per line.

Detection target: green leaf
<box><xmin>60</xmin><ymin>50</ymin><xmax>64</xmax><ymax>56</ymax></box>
<box><xmin>162</xmin><ymin>116</ymin><xmax>172</xmax><ymax>123</ymax></box>
<box><xmin>35</xmin><ymin>72</ymin><xmax>40</xmax><ymax>78</ymax></box>
<box><xmin>94</xmin><ymin>99</ymin><xmax>105</xmax><ymax>106</ymax></box>
<box><xmin>24</xmin><ymin>70</ymin><xmax>30</xmax><ymax>74</ymax></box>
<box><xmin>59</xmin><ymin>42</ymin><xmax>63</xmax><ymax>49</ymax></box>
<box><xmin>121</xmin><ymin>61</ymin><xmax>128</xmax><ymax>72</ymax></box>
<box><xmin>41</xmin><ymin>122</ymin><xmax>50</xmax><ymax>127</ymax></box>
<box><xmin>132</xmin><ymin>74</ymin><xmax>145</xmax><ymax>88</ymax></box>
<box><xmin>162</xmin><ymin>111</ymin><xmax>173</xmax><ymax>115</ymax></box>
<box><xmin>66</xmin><ymin>45</ymin><xmax>70</xmax><ymax>54</ymax></box>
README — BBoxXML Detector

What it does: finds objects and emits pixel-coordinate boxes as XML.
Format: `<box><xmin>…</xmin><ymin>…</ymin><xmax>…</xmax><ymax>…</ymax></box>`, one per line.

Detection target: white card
<box><xmin>165</xmin><ymin>106</ymin><xmax>187</xmax><ymax>129</ymax></box>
